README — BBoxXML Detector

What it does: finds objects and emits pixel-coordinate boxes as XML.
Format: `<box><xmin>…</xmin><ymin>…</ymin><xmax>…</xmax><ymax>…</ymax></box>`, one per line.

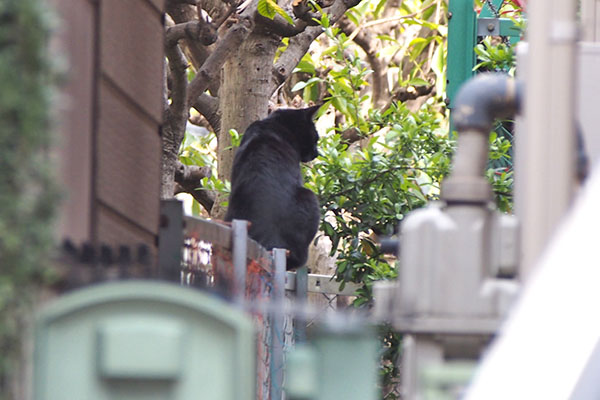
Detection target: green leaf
<box><xmin>346</xmin><ymin>10</ymin><xmax>360</xmax><ymax>26</ymax></box>
<box><xmin>334</xmin><ymin>78</ymin><xmax>354</xmax><ymax>95</ymax></box>
<box><xmin>257</xmin><ymin>0</ymin><xmax>275</xmax><ymax>19</ymax></box>
<box><xmin>378</xmin><ymin>44</ymin><xmax>400</xmax><ymax>58</ymax></box>
<box><xmin>271</xmin><ymin>0</ymin><xmax>295</xmax><ymax>24</ymax></box>
<box><xmin>422</xmin><ymin>3</ymin><xmax>436</xmax><ymax>20</ymax></box>
<box><xmin>322</xmin><ymin>45</ymin><xmax>338</xmax><ymax>57</ymax></box>
<box><xmin>320</xmin><ymin>10</ymin><xmax>330</xmax><ymax>28</ymax></box>
<box><xmin>293</xmin><ymin>60</ymin><xmax>316</xmax><ymax>74</ymax></box>
<box><xmin>376</xmin><ymin>34</ymin><xmax>396</xmax><ymax>42</ymax></box>
<box><xmin>408</xmin><ymin>36</ymin><xmax>434</xmax><ymax>61</ymax></box>
<box><xmin>192</xmin><ymin>199</ymin><xmax>202</xmax><ymax>216</ymax></box>
<box><xmin>407</xmin><ymin>77</ymin><xmax>429</xmax><ymax>86</ymax></box>
<box><xmin>353</xmin><ymin>297</ymin><xmax>368</xmax><ymax>307</ymax></box>
<box><xmin>432</xmin><ymin>42</ymin><xmax>446</xmax><ymax>95</ymax></box>
<box><xmin>229</xmin><ymin>128</ymin><xmax>241</xmax><ymax>147</ymax></box>
<box><xmin>257</xmin><ymin>0</ymin><xmax>294</xmax><ymax>24</ymax></box>
<box><xmin>303</xmin><ymin>83</ymin><xmax>320</xmax><ymax>103</ymax></box>
<box><xmin>331</xmin><ymin>96</ymin><xmax>349</xmax><ymax>116</ymax></box>
<box><xmin>291</xmin><ymin>76</ymin><xmax>321</xmax><ymax>92</ymax></box>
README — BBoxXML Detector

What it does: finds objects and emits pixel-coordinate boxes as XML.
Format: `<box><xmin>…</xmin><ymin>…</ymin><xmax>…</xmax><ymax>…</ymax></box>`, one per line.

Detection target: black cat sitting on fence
<box><xmin>224</xmin><ymin>105</ymin><xmax>322</xmax><ymax>270</ymax></box>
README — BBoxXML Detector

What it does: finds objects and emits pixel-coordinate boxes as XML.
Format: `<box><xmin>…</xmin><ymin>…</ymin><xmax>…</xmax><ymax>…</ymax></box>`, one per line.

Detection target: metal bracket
<box><xmin>478</xmin><ymin>18</ymin><xmax>500</xmax><ymax>36</ymax></box>
<box><xmin>285</xmin><ymin>272</ymin><xmax>361</xmax><ymax>296</ymax></box>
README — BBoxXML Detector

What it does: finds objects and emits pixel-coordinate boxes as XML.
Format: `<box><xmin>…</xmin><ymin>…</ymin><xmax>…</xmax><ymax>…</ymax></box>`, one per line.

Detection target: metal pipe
<box><xmin>294</xmin><ymin>265</ymin><xmax>308</xmax><ymax>343</ymax></box>
<box><xmin>442</xmin><ymin>74</ymin><xmax>521</xmax><ymax>204</ymax></box>
<box><xmin>232</xmin><ymin>219</ymin><xmax>248</xmax><ymax>307</ymax></box>
<box><xmin>270</xmin><ymin>248</ymin><xmax>287</xmax><ymax>400</ymax></box>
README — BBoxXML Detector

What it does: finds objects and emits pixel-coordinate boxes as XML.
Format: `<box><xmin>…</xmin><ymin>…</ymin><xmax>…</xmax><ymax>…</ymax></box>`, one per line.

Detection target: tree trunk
<box><xmin>211</xmin><ymin>31</ymin><xmax>281</xmax><ymax>218</ymax></box>
<box><xmin>161</xmin><ymin>107</ymin><xmax>189</xmax><ymax>199</ymax></box>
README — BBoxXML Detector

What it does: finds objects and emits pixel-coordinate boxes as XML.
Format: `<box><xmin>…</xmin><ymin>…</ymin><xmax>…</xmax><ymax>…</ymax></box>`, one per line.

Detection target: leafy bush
<box><xmin>305</xmin><ymin>102</ymin><xmax>453</xmax><ymax>301</ymax></box>
<box><xmin>474</xmin><ymin>36</ymin><xmax>516</xmax><ymax>74</ymax></box>
<box><xmin>0</xmin><ymin>0</ymin><xmax>58</xmax><ymax>395</ymax></box>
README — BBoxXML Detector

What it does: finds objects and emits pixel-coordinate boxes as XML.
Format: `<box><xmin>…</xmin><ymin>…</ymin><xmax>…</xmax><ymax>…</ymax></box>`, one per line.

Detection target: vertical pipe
<box><xmin>517</xmin><ymin>0</ymin><xmax>578</xmax><ymax>280</ymax></box>
<box><xmin>232</xmin><ymin>219</ymin><xmax>248</xmax><ymax>306</ymax></box>
<box><xmin>441</xmin><ymin>129</ymin><xmax>492</xmax><ymax>203</ymax></box>
<box><xmin>450</xmin><ymin>131</ymin><xmax>489</xmax><ymax>178</ymax></box>
<box><xmin>158</xmin><ymin>199</ymin><xmax>184</xmax><ymax>281</ymax></box>
<box><xmin>294</xmin><ymin>266</ymin><xmax>308</xmax><ymax>343</ymax></box>
<box><xmin>270</xmin><ymin>248</ymin><xmax>287</xmax><ymax>400</ymax></box>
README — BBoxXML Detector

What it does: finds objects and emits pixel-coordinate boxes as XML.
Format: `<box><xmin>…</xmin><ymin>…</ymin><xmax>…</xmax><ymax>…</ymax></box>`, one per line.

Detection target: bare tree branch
<box><xmin>269</xmin><ymin>0</ymin><xmax>362</xmax><ymax>94</ymax></box>
<box><xmin>167</xmin><ymin>0</ymin><xmax>198</xmax><ymax>5</ymax></box>
<box><xmin>164</xmin><ymin>46</ymin><xmax>189</xmax><ymax>129</ymax></box>
<box><xmin>201</xmin><ymin>0</ymin><xmax>232</xmax><ymax>23</ymax></box>
<box><xmin>187</xmin><ymin>14</ymin><xmax>254</xmax><ymax>104</ymax></box>
<box><xmin>388</xmin><ymin>84</ymin><xmax>434</xmax><ymax>106</ymax></box>
<box><xmin>175</xmin><ymin>162</ymin><xmax>215</xmax><ymax>211</ymax></box>
<box><xmin>163</xmin><ymin>3</ymin><xmax>255</xmax><ymax>199</ymax></box>
<box><xmin>166</xmin><ymin>3</ymin><xmax>212</xmax><ymax>73</ymax></box>
<box><xmin>162</xmin><ymin>41</ymin><xmax>190</xmax><ymax>198</ymax></box>
<box><xmin>212</xmin><ymin>0</ymin><xmax>242</xmax><ymax>29</ymax></box>
<box><xmin>168</xmin><ymin>0</ymin><xmax>228</xmax><ymax>21</ymax></box>
<box><xmin>192</xmin><ymin>93</ymin><xmax>221</xmax><ymax>132</ymax></box>
<box><xmin>292</xmin><ymin>1</ymin><xmax>321</xmax><ymax>24</ymax></box>
<box><xmin>253</xmin><ymin>13</ymin><xmax>309</xmax><ymax>37</ymax></box>
<box><xmin>189</xmin><ymin>113</ymin><xmax>211</xmax><ymax>131</ymax></box>
<box><xmin>176</xmin><ymin>161</ymin><xmax>212</xmax><ymax>181</ymax></box>
<box><xmin>174</xmin><ymin>183</ymin><xmax>216</xmax><ymax>212</ymax></box>
<box><xmin>166</xmin><ymin>20</ymin><xmax>218</xmax><ymax>47</ymax></box>
<box><xmin>340</xmin><ymin>127</ymin><xmax>362</xmax><ymax>144</ymax></box>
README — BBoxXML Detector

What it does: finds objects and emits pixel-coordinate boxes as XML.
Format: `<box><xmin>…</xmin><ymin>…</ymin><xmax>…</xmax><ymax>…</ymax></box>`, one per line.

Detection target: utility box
<box><xmin>34</xmin><ymin>281</ymin><xmax>255</xmax><ymax>400</ymax></box>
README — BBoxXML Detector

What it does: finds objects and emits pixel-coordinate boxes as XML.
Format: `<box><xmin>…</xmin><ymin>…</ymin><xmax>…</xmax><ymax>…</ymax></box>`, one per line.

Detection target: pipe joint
<box><xmin>443</xmin><ymin>73</ymin><xmax>522</xmax><ymax>204</ymax></box>
<box><xmin>452</xmin><ymin>73</ymin><xmax>521</xmax><ymax>134</ymax></box>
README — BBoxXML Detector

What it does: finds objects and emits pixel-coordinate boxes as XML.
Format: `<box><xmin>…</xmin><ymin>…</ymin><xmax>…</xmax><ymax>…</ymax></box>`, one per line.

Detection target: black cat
<box><xmin>225</xmin><ymin>105</ymin><xmax>322</xmax><ymax>269</ymax></box>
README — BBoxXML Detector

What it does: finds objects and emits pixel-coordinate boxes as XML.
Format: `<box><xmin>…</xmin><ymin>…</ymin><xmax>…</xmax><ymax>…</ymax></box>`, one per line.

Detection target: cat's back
<box><xmin>225</xmin><ymin>105</ymin><xmax>321</xmax><ymax>268</ymax></box>
<box><xmin>231</xmin><ymin>119</ymin><xmax>301</xmax><ymax>185</ymax></box>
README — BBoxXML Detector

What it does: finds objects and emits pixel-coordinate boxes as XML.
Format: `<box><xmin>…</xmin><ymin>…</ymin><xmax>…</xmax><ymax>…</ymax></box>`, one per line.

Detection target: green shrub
<box><xmin>0</xmin><ymin>0</ymin><xmax>58</xmax><ymax>395</ymax></box>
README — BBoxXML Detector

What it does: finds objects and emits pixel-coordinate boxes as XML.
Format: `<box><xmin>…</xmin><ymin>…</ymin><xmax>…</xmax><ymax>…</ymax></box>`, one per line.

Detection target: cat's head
<box><xmin>267</xmin><ymin>105</ymin><xmax>321</xmax><ymax>162</ymax></box>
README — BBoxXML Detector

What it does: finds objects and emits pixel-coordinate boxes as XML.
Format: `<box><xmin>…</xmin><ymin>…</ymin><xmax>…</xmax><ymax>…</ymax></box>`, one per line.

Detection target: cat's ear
<box><xmin>304</xmin><ymin>104</ymin><xmax>322</xmax><ymax>120</ymax></box>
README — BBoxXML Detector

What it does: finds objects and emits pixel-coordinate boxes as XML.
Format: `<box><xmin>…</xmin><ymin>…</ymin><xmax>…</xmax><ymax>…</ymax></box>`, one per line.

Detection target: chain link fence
<box><xmin>56</xmin><ymin>203</ymin><xmax>360</xmax><ymax>400</ymax></box>
<box><xmin>178</xmin><ymin>214</ymin><xmax>360</xmax><ymax>400</ymax></box>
